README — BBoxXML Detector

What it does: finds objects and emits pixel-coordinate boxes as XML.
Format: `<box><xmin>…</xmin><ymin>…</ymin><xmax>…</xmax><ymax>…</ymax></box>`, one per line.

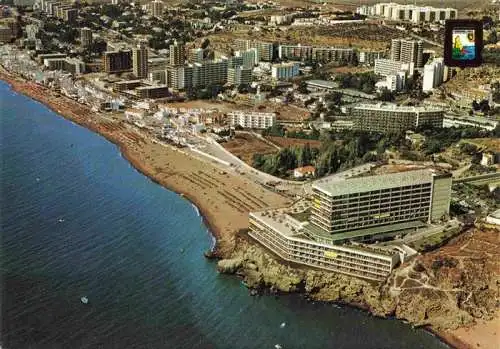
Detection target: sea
<box><xmin>0</xmin><ymin>80</ymin><xmax>450</xmax><ymax>349</ymax></box>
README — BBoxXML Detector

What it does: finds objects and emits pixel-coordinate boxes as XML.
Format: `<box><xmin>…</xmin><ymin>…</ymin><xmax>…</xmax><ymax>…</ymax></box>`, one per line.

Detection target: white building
<box><xmin>422</xmin><ymin>58</ymin><xmax>444</xmax><ymax>92</ymax></box>
<box><xmin>235</xmin><ymin>48</ymin><xmax>258</xmax><ymax>69</ymax></box>
<box><xmin>228</xmin><ymin>66</ymin><xmax>252</xmax><ymax>86</ymax></box>
<box><xmin>229</xmin><ymin>111</ymin><xmax>276</xmax><ymax>129</ymax></box>
<box><xmin>377</xmin><ymin>71</ymin><xmax>406</xmax><ymax>92</ymax></box>
<box><xmin>362</xmin><ymin>3</ymin><xmax>458</xmax><ymax>23</ymax></box>
<box><xmin>375</xmin><ymin>58</ymin><xmax>414</xmax><ymax>77</ymax></box>
<box><xmin>271</xmin><ymin>62</ymin><xmax>299</xmax><ymax>80</ymax></box>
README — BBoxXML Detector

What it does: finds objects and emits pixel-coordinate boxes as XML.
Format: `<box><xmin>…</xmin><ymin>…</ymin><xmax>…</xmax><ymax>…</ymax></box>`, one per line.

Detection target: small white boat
<box><xmin>280</xmin><ymin>322</ymin><xmax>286</xmax><ymax>328</ymax></box>
<box><xmin>81</xmin><ymin>297</ymin><xmax>88</xmax><ymax>304</ymax></box>
<box><xmin>58</xmin><ymin>218</ymin><xmax>64</xmax><ymax>223</ymax></box>
<box><xmin>36</xmin><ymin>177</ymin><xmax>40</xmax><ymax>182</ymax></box>
<box><xmin>275</xmin><ymin>345</ymin><xmax>282</xmax><ymax>349</ymax></box>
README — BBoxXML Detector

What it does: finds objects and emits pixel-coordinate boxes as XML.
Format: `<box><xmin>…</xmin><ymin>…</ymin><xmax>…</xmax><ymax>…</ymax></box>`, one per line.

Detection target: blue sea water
<box><xmin>0</xmin><ymin>80</ymin><xmax>449</xmax><ymax>349</ymax></box>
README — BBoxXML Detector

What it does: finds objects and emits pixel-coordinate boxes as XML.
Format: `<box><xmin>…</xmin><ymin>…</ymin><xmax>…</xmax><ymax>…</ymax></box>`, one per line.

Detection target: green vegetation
<box><xmin>418</xmin><ymin>125</ymin><xmax>496</xmax><ymax>155</ymax></box>
<box><xmin>253</xmin><ymin>130</ymin><xmax>406</xmax><ymax>178</ymax></box>
<box><xmin>334</xmin><ymin>72</ymin><xmax>379</xmax><ymax>94</ymax></box>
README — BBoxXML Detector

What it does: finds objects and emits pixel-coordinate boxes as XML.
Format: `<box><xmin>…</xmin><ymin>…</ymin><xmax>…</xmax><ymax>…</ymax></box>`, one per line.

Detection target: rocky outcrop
<box><xmin>217</xmin><ymin>258</ymin><xmax>243</xmax><ymax>274</ymax></box>
<box><xmin>227</xmin><ymin>228</ymin><xmax>499</xmax><ymax>332</ymax></box>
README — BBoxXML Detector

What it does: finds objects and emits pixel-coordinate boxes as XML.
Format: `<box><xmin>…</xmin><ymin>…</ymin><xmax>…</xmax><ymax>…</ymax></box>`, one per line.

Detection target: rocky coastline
<box><xmin>1</xmin><ymin>71</ymin><xmax>498</xmax><ymax>349</ymax></box>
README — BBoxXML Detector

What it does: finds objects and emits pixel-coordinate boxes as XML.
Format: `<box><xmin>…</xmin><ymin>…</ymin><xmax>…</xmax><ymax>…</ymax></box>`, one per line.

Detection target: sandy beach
<box><xmin>1</xmin><ymin>69</ymin><xmax>498</xmax><ymax>349</ymax></box>
<box><xmin>0</xmin><ymin>69</ymin><xmax>290</xmax><ymax>256</ymax></box>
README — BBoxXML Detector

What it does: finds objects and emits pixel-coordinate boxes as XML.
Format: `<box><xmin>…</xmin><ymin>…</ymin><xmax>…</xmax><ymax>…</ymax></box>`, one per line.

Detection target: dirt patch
<box><xmin>223</xmin><ymin>133</ymin><xmax>278</xmax><ymax>165</ymax></box>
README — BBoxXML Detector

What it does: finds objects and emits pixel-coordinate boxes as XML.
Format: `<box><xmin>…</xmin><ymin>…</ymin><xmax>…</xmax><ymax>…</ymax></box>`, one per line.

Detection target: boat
<box><xmin>81</xmin><ymin>296</ymin><xmax>88</xmax><ymax>304</ymax></box>
<box><xmin>58</xmin><ymin>218</ymin><xmax>64</xmax><ymax>222</ymax></box>
<box><xmin>275</xmin><ymin>345</ymin><xmax>282</xmax><ymax>349</ymax></box>
<box><xmin>280</xmin><ymin>322</ymin><xmax>286</xmax><ymax>328</ymax></box>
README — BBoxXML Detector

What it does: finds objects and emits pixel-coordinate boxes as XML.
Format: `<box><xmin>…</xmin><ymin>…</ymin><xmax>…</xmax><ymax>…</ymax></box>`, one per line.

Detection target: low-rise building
<box><xmin>248</xmin><ymin>209</ymin><xmax>402</xmax><ymax>281</ymax></box>
<box><xmin>294</xmin><ymin>166</ymin><xmax>316</xmax><ymax>178</ymax></box>
<box><xmin>229</xmin><ymin>111</ymin><xmax>276</xmax><ymax>129</ymax></box>
<box><xmin>135</xmin><ymin>85</ymin><xmax>169</xmax><ymax>99</ymax></box>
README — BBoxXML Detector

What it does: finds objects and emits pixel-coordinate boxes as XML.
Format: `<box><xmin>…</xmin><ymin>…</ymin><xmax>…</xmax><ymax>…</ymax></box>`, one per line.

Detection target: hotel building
<box><xmin>248</xmin><ymin>210</ymin><xmax>402</xmax><ymax>281</ymax></box>
<box><xmin>310</xmin><ymin>169</ymin><xmax>452</xmax><ymax>235</ymax></box>
<box><xmin>352</xmin><ymin>103</ymin><xmax>444</xmax><ymax>133</ymax></box>
<box><xmin>248</xmin><ymin>169</ymin><xmax>451</xmax><ymax>281</ymax></box>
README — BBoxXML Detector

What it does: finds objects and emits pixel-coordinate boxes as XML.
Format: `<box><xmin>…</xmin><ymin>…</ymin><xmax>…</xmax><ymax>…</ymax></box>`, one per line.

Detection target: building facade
<box><xmin>80</xmin><ymin>27</ymin><xmax>92</xmax><ymax>47</ymax></box>
<box><xmin>391</xmin><ymin>38</ymin><xmax>423</xmax><ymax>68</ymax></box>
<box><xmin>132</xmin><ymin>43</ymin><xmax>148</xmax><ymax>79</ymax></box>
<box><xmin>352</xmin><ymin>103</ymin><xmax>444</xmax><ymax>133</ymax></box>
<box><xmin>271</xmin><ymin>62</ymin><xmax>299</xmax><ymax>80</ymax></box>
<box><xmin>422</xmin><ymin>58</ymin><xmax>444</xmax><ymax>92</ymax></box>
<box><xmin>228</xmin><ymin>66</ymin><xmax>252</xmax><ymax>86</ymax></box>
<box><xmin>229</xmin><ymin>111</ymin><xmax>276</xmax><ymax>129</ymax></box>
<box><xmin>169</xmin><ymin>42</ymin><xmax>185</xmax><ymax>66</ymax></box>
<box><xmin>103</xmin><ymin>50</ymin><xmax>132</xmax><ymax>73</ymax></box>
<box><xmin>248</xmin><ymin>210</ymin><xmax>401</xmax><ymax>281</ymax></box>
<box><xmin>361</xmin><ymin>3</ymin><xmax>457</xmax><ymax>23</ymax></box>
<box><xmin>310</xmin><ymin>169</ymin><xmax>452</xmax><ymax>234</ymax></box>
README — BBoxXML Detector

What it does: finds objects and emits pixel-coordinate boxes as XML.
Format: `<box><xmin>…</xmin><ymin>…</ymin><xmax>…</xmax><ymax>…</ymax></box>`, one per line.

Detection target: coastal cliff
<box><xmin>219</xmin><ymin>229</ymin><xmax>499</xmax><ymax>336</ymax></box>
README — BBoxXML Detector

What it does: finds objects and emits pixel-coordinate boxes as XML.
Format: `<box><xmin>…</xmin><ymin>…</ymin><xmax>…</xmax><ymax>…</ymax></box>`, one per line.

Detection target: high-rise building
<box><xmin>188</xmin><ymin>48</ymin><xmax>204</xmax><ymax>63</ymax></box>
<box><xmin>169</xmin><ymin>42</ymin><xmax>185</xmax><ymax>66</ymax></box>
<box><xmin>391</xmin><ymin>38</ymin><xmax>423</xmax><ymax>68</ymax></box>
<box><xmin>278</xmin><ymin>44</ymin><xmax>313</xmax><ymax>61</ymax></box>
<box><xmin>352</xmin><ymin>103</ymin><xmax>444</xmax><ymax>133</ymax></box>
<box><xmin>192</xmin><ymin>59</ymin><xmax>228</xmax><ymax>88</ymax></box>
<box><xmin>271</xmin><ymin>62</ymin><xmax>299</xmax><ymax>80</ymax></box>
<box><xmin>227</xmin><ymin>66</ymin><xmax>252</xmax><ymax>86</ymax></box>
<box><xmin>25</xmin><ymin>24</ymin><xmax>38</xmax><ymax>41</ymax></box>
<box><xmin>235</xmin><ymin>48</ymin><xmax>258</xmax><ymax>69</ymax></box>
<box><xmin>80</xmin><ymin>27</ymin><xmax>92</xmax><ymax>47</ymax></box>
<box><xmin>132</xmin><ymin>42</ymin><xmax>149</xmax><ymax>79</ymax></box>
<box><xmin>167</xmin><ymin>65</ymin><xmax>192</xmax><ymax>90</ymax></box>
<box><xmin>151</xmin><ymin>0</ymin><xmax>164</xmax><ymax>17</ymax></box>
<box><xmin>310</xmin><ymin>169</ymin><xmax>452</xmax><ymax>234</ymax></box>
<box><xmin>103</xmin><ymin>50</ymin><xmax>133</xmax><ymax>73</ymax></box>
<box><xmin>422</xmin><ymin>58</ymin><xmax>444</xmax><ymax>92</ymax></box>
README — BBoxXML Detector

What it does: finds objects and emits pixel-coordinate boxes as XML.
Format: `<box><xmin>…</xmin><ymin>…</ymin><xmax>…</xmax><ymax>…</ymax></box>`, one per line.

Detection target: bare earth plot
<box><xmin>223</xmin><ymin>133</ymin><xmax>278</xmax><ymax>165</ymax></box>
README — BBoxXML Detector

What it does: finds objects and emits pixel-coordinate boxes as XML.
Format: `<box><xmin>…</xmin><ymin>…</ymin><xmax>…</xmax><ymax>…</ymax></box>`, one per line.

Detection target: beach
<box><xmin>0</xmin><ymin>68</ymin><xmax>290</xmax><ymax>256</ymax></box>
<box><xmin>1</xmin><ymin>68</ymin><xmax>498</xmax><ymax>349</ymax></box>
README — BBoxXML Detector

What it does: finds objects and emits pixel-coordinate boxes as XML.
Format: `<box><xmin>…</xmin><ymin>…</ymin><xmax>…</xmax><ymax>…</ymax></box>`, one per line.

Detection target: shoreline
<box><xmin>0</xmin><ymin>72</ymin><xmax>229</xmax><ymax>256</ymax></box>
<box><xmin>1</xmin><ymin>73</ymin><xmax>497</xmax><ymax>349</ymax></box>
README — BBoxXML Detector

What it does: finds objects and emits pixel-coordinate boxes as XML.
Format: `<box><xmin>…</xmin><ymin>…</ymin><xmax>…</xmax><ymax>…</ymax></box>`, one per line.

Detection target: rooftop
<box><xmin>312</xmin><ymin>169</ymin><xmax>444</xmax><ymax>196</ymax></box>
<box><xmin>353</xmin><ymin>103</ymin><xmax>444</xmax><ymax>113</ymax></box>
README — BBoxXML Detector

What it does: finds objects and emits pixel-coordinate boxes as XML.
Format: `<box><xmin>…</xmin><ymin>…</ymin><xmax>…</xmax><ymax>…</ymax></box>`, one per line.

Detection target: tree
<box><xmin>377</xmin><ymin>88</ymin><xmax>395</xmax><ymax>102</ymax></box>
<box><xmin>297</xmin><ymin>81</ymin><xmax>309</xmax><ymax>94</ymax></box>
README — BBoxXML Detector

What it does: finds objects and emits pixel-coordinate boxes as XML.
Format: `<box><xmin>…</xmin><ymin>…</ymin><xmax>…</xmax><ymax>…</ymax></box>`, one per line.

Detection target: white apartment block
<box><xmin>235</xmin><ymin>48</ymin><xmax>258</xmax><ymax>69</ymax></box>
<box><xmin>360</xmin><ymin>3</ymin><xmax>457</xmax><ymax>23</ymax></box>
<box><xmin>375</xmin><ymin>58</ymin><xmax>414</xmax><ymax>77</ymax></box>
<box><xmin>271</xmin><ymin>62</ymin><xmax>299</xmax><ymax>80</ymax></box>
<box><xmin>229</xmin><ymin>111</ymin><xmax>276</xmax><ymax>129</ymax></box>
<box><xmin>422</xmin><ymin>58</ymin><xmax>444</xmax><ymax>92</ymax></box>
